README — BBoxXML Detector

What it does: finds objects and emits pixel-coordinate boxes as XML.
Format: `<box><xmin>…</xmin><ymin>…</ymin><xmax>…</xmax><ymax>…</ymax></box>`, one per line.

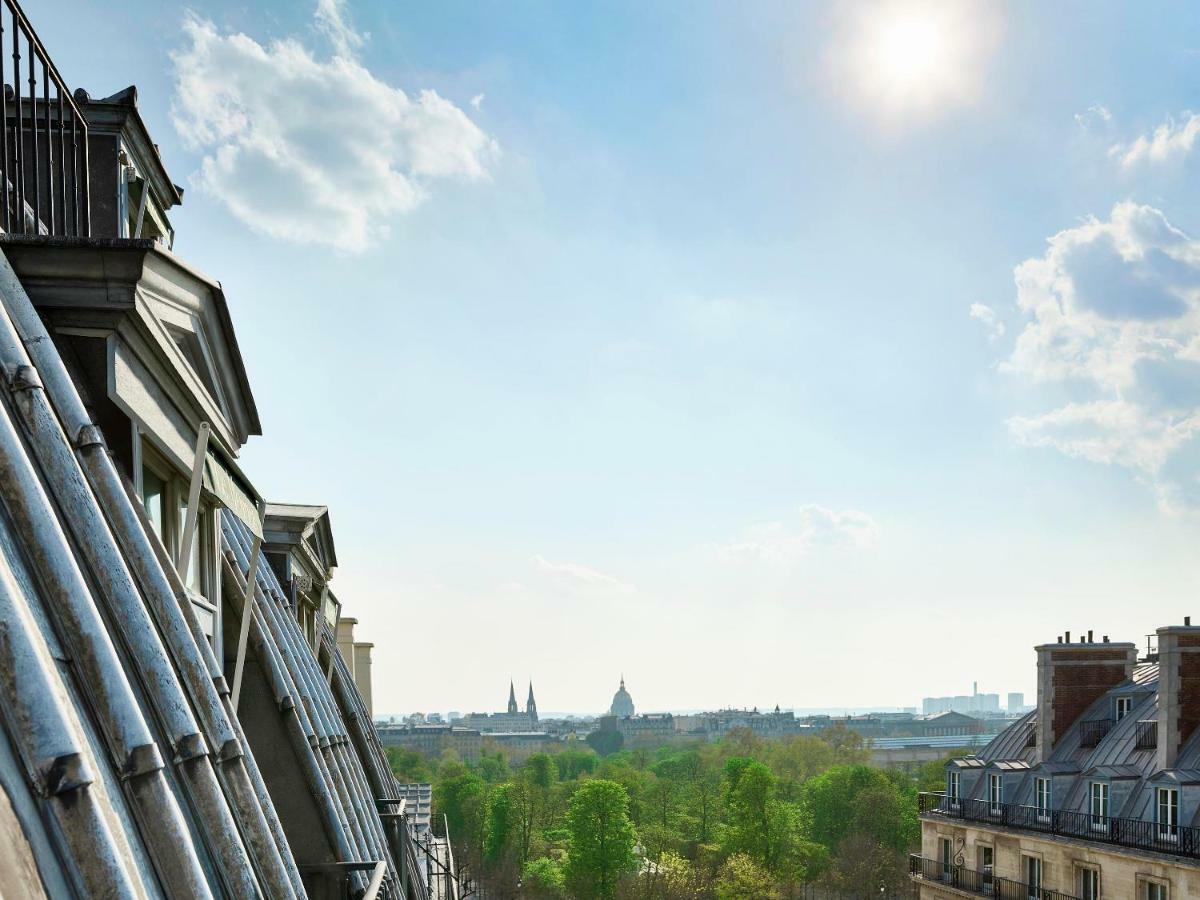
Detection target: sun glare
<box><xmin>836</xmin><ymin>1</ymin><xmax>996</xmax><ymax>121</ymax></box>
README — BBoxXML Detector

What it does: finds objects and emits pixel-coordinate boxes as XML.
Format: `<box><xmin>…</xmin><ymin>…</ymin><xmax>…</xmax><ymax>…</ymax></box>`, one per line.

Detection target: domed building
<box><xmin>609</xmin><ymin>676</ymin><xmax>636</xmax><ymax>717</ymax></box>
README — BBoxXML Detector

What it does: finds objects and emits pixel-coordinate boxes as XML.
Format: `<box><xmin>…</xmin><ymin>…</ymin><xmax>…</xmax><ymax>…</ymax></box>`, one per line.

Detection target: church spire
<box><xmin>507</xmin><ymin>679</ymin><xmax>518</xmax><ymax>715</ymax></box>
<box><xmin>526</xmin><ymin>681</ymin><xmax>538</xmax><ymax>724</ymax></box>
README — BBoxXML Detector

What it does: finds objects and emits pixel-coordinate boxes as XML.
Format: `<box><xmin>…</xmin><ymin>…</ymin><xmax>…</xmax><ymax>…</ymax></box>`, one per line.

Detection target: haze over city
<box><xmin>41</xmin><ymin>0</ymin><xmax>1200</xmax><ymax>719</ymax></box>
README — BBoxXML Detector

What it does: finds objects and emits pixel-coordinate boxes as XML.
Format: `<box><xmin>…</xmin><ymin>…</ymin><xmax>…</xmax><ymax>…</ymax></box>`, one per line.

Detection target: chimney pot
<box><xmin>1103</xmin><ymin>635</ymin><xmax>1109</xmax><ymax>643</ymax></box>
<box><xmin>1187</xmin><ymin>616</ymin><xmax>1192</xmax><ymax>627</ymax></box>
<box><xmin>1066</xmin><ymin>631</ymin><xmax>1071</xmax><ymax>643</ymax></box>
<box><xmin>1088</xmin><ymin>630</ymin><xmax>1094</xmax><ymax>643</ymax></box>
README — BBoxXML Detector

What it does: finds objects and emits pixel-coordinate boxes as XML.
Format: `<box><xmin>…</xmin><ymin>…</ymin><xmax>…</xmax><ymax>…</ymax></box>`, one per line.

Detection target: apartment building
<box><xmin>912</xmin><ymin>623</ymin><xmax>1200</xmax><ymax>900</ymax></box>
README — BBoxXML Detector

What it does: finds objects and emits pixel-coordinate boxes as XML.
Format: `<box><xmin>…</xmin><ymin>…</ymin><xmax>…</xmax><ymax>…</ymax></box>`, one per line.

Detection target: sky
<box><xmin>37</xmin><ymin>0</ymin><xmax>1200</xmax><ymax>717</ymax></box>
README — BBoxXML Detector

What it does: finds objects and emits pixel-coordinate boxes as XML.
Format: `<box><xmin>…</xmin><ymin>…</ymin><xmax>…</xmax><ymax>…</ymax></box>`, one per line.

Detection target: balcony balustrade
<box><xmin>1078</xmin><ymin>718</ymin><xmax>1113</xmax><ymax>748</ymax></box>
<box><xmin>909</xmin><ymin>855</ymin><xmax>1081</xmax><ymax>900</ymax></box>
<box><xmin>919</xmin><ymin>791</ymin><xmax>1200</xmax><ymax>860</ymax></box>
<box><xmin>0</xmin><ymin>0</ymin><xmax>90</xmax><ymax>237</ymax></box>
<box><xmin>1135</xmin><ymin>719</ymin><xmax>1158</xmax><ymax>750</ymax></box>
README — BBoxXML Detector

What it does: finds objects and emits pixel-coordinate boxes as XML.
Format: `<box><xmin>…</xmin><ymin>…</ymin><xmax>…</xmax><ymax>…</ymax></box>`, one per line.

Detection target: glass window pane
<box><xmin>179</xmin><ymin>499</ymin><xmax>204</xmax><ymax>595</ymax></box>
<box><xmin>143</xmin><ymin>467</ymin><xmax>165</xmax><ymax>540</ymax></box>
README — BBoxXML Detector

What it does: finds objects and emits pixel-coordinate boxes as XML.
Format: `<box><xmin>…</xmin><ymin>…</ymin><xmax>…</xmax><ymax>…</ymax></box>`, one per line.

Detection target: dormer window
<box><xmin>1089</xmin><ymin>782</ymin><xmax>1109</xmax><ymax>832</ymax></box>
<box><xmin>1117</xmin><ymin>696</ymin><xmax>1133</xmax><ymax>720</ymax></box>
<box><xmin>988</xmin><ymin>773</ymin><xmax>1003</xmax><ymax>812</ymax></box>
<box><xmin>137</xmin><ymin>438</ymin><xmax>220</xmax><ymax>654</ymax></box>
<box><xmin>1157</xmin><ymin>787</ymin><xmax>1179</xmax><ymax>843</ymax></box>
<box><xmin>1035</xmin><ymin>777</ymin><xmax>1051</xmax><ymax>822</ymax></box>
<box><xmin>948</xmin><ymin>770</ymin><xmax>960</xmax><ymax>802</ymax></box>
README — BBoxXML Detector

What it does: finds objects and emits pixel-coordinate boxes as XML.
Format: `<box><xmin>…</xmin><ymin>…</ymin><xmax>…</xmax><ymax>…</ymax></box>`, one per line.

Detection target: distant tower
<box><xmin>507</xmin><ymin>680</ymin><xmax>519</xmax><ymax>715</ymax></box>
<box><xmin>527</xmin><ymin>682</ymin><xmax>539</xmax><ymax>725</ymax></box>
<box><xmin>609</xmin><ymin>675</ymin><xmax>635</xmax><ymax>718</ymax></box>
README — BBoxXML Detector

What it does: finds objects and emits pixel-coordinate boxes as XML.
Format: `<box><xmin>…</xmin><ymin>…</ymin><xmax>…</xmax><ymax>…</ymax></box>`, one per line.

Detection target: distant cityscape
<box><xmin>374</xmin><ymin>676</ymin><xmax>1030</xmax><ymax>770</ymax></box>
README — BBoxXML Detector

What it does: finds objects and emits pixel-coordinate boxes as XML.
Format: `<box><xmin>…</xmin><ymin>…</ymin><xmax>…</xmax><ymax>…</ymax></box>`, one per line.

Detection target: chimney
<box><xmin>336</xmin><ymin>616</ymin><xmax>358</xmax><ymax>680</ymax></box>
<box><xmin>353</xmin><ymin>641</ymin><xmax>374</xmax><ymax>718</ymax></box>
<box><xmin>1157</xmin><ymin>622</ymin><xmax>1200</xmax><ymax>770</ymax></box>
<box><xmin>1035</xmin><ymin>635</ymin><xmax>1137</xmax><ymax>762</ymax></box>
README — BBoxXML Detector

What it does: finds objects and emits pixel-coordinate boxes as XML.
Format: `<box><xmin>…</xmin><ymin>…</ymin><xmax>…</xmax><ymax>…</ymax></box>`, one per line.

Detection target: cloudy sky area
<box><xmin>42</xmin><ymin>0</ymin><xmax>1200</xmax><ymax>715</ymax></box>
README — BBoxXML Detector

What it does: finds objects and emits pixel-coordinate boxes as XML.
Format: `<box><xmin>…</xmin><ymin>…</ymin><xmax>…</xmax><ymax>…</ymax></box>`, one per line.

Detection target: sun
<box><xmin>835</xmin><ymin>1</ymin><xmax>998</xmax><ymax>121</ymax></box>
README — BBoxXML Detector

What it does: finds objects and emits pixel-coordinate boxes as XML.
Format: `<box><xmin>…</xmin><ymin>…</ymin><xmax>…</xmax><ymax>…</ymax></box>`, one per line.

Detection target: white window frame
<box><xmin>1090</xmin><ymin>781</ymin><xmax>1109</xmax><ymax>832</ymax></box>
<box><xmin>1156</xmin><ymin>787</ymin><xmax>1179</xmax><ymax>843</ymax></box>
<box><xmin>1077</xmin><ymin>865</ymin><xmax>1100</xmax><ymax>900</ymax></box>
<box><xmin>989</xmin><ymin>772</ymin><xmax>1003</xmax><ymax>813</ymax></box>
<box><xmin>1035</xmin><ymin>776</ymin><xmax>1051</xmax><ymax>822</ymax></box>
<box><xmin>948</xmin><ymin>770</ymin><xmax>960</xmax><ymax>804</ymax></box>
<box><xmin>1117</xmin><ymin>695</ymin><xmax>1133</xmax><ymax>720</ymax></box>
<box><xmin>1023</xmin><ymin>855</ymin><xmax>1042</xmax><ymax>897</ymax></box>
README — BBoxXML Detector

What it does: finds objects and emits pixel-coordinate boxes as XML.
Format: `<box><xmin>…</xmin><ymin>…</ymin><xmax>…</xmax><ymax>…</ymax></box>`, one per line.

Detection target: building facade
<box><xmin>0</xmin><ymin>5</ymin><xmax>445</xmax><ymax>896</ymax></box>
<box><xmin>912</xmin><ymin>624</ymin><xmax>1200</xmax><ymax>900</ymax></box>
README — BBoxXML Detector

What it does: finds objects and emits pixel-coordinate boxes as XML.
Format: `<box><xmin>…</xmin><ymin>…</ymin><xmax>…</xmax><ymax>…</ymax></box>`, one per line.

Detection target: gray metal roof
<box><xmin>0</xmin><ymin>230</ymin><xmax>428</xmax><ymax>896</ymax></box>
<box><xmin>0</xmin><ymin>250</ymin><xmax>300</xmax><ymax>896</ymax></box>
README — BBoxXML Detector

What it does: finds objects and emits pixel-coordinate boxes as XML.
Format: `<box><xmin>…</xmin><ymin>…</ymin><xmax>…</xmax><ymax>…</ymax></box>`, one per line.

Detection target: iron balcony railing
<box><xmin>909</xmin><ymin>855</ymin><xmax>1081</xmax><ymax>900</ymax></box>
<box><xmin>920</xmin><ymin>792</ymin><xmax>1200</xmax><ymax>860</ymax></box>
<box><xmin>1079</xmin><ymin>718</ymin><xmax>1114</xmax><ymax>748</ymax></box>
<box><xmin>1135</xmin><ymin>719</ymin><xmax>1158</xmax><ymax>750</ymax></box>
<box><xmin>0</xmin><ymin>0</ymin><xmax>89</xmax><ymax>237</ymax></box>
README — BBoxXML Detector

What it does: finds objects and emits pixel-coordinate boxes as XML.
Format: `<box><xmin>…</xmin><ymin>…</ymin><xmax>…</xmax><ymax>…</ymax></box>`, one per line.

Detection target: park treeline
<box><xmin>387</xmin><ymin>724</ymin><xmax>947</xmax><ymax>899</ymax></box>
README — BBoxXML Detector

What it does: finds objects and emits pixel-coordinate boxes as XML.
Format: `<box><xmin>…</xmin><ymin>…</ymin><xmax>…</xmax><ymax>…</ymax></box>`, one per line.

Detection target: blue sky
<box><xmin>40</xmin><ymin>0</ymin><xmax>1200</xmax><ymax>716</ymax></box>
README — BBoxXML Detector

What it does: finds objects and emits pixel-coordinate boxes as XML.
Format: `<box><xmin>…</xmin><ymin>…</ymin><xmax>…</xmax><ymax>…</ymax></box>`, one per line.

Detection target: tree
<box><xmin>434</xmin><ymin>762</ymin><xmax>485</xmax><ymax>848</ymax></box>
<box><xmin>556</xmin><ymin>748</ymin><xmax>599</xmax><ymax>781</ymax></box>
<box><xmin>386</xmin><ymin>746</ymin><xmax>434</xmax><ymax>784</ymax></box>
<box><xmin>565</xmin><ymin>780</ymin><xmax>639</xmax><ymax>899</ymax></box>
<box><xmin>714</xmin><ymin>854</ymin><xmax>778</xmax><ymax>900</ymax></box>
<box><xmin>802</xmin><ymin>765</ymin><xmax>915</xmax><ymax>854</ymax></box>
<box><xmin>522</xmin><ymin>857</ymin><xmax>566</xmax><ymax>898</ymax></box>
<box><xmin>587</xmin><ymin>728</ymin><xmax>625</xmax><ymax>757</ymax></box>
<box><xmin>817</xmin><ymin>723</ymin><xmax>870</xmax><ymax>765</ymax></box>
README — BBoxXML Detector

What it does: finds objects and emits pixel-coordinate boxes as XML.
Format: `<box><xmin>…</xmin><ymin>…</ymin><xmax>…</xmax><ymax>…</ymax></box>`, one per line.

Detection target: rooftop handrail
<box><xmin>0</xmin><ymin>0</ymin><xmax>90</xmax><ymax>237</ymax></box>
<box><xmin>918</xmin><ymin>791</ymin><xmax>1200</xmax><ymax>859</ymax></box>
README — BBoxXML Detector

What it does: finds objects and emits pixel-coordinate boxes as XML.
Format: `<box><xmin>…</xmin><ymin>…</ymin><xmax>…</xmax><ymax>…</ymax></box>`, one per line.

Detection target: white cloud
<box><xmin>969</xmin><ymin>302</ymin><xmax>1005</xmax><ymax>340</ymax></box>
<box><xmin>1008</xmin><ymin>401</ymin><xmax>1200</xmax><ymax>474</ymax></box>
<box><xmin>170</xmin><ymin>5</ymin><xmax>498</xmax><ymax>252</ymax></box>
<box><xmin>1000</xmin><ymin>202</ymin><xmax>1200</xmax><ymax>509</ymax></box>
<box><xmin>314</xmin><ymin>0</ymin><xmax>364</xmax><ymax>59</ymax></box>
<box><xmin>719</xmin><ymin>504</ymin><xmax>879</xmax><ymax>564</ymax></box>
<box><xmin>1110</xmin><ymin>112</ymin><xmax>1200</xmax><ymax>167</ymax></box>
<box><xmin>1074</xmin><ymin>104</ymin><xmax>1112</xmax><ymax>130</ymax></box>
<box><xmin>531</xmin><ymin>555</ymin><xmax>632</xmax><ymax>593</ymax></box>
<box><xmin>470</xmin><ymin>93</ymin><xmax>485</xmax><ymax>111</ymax></box>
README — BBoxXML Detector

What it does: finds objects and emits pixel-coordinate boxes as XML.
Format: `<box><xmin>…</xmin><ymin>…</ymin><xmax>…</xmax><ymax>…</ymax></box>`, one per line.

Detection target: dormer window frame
<box><xmin>988</xmin><ymin>772</ymin><xmax>1003</xmax><ymax>813</ymax></box>
<box><xmin>134</xmin><ymin>430</ymin><xmax>222</xmax><ymax>657</ymax></box>
<box><xmin>1089</xmin><ymin>780</ymin><xmax>1110</xmax><ymax>832</ymax></box>
<box><xmin>1035</xmin><ymin>776</ymin><xmax>1051</xmax><ymax>823</ymax></box>
<box><xmin>1117</xmin><ymin>695</ymin><xmax>1133</xmax><ymax>721</ymax></box>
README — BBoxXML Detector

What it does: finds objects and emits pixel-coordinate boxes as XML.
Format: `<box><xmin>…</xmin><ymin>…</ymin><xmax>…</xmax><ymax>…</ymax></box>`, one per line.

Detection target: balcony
<box><xmin>909</xmin><ymin>855</ymin><xmax>1081</xmax><ymax>900</ymax></box>
<box><xmin>920</xmin><ymin>792</ymin><xmax>1200</xmax><ymax>860</ymax></box>
<box><xmin>1078</xmin><ymin>718</ymin><xmax>1113</xmax><ymax>748</ymax></box>
<box><xmin>0</xmin><ymin>0</ymin><xmax>91</xmax><ymax>237</ymax></box>
<box><xmin>1135</xmin><ymin>719</ymin><xmax>1157</xmax><ymax>750</ymax></box>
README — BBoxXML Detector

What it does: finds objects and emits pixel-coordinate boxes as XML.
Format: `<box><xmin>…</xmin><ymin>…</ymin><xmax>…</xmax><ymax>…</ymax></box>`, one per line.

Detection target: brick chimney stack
<box><xmin>1157</xmin><ymin>622</ymin><xmax>1200</xmax><ymax>770</ymax></box>
<box><xmin>1035</xmin><ymin>635</ymin><xmax>1137</xmax><ymax>762</ymax></box>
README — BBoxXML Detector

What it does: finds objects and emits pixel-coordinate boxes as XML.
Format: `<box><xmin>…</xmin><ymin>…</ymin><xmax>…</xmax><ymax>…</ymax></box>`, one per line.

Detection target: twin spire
<box><xmin>508</xmin><ymin>679</ymin><xmax>538</xmax><ymax>723</ymax></box>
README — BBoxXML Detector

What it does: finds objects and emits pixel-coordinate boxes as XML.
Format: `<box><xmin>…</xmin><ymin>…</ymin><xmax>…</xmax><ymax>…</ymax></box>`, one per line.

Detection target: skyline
<box><xmin>38</xmin><ymin>0</ymin><xmax>1200</xmax><ymax>715</ymax></box>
